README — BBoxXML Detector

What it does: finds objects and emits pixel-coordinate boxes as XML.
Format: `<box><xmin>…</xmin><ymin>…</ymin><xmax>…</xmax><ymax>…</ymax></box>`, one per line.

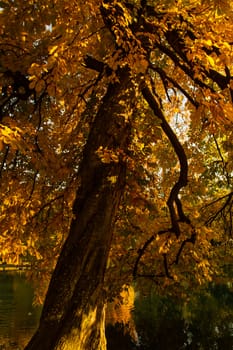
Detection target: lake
<box><xmin>0</xmin><ymin>272</ymin><xmax>41</xmax><ymax>349</ymax></box>
<box><xmin>0</xmin><ymin>271</ymin><xmax>232</xmax><ymax>349</ymax></box>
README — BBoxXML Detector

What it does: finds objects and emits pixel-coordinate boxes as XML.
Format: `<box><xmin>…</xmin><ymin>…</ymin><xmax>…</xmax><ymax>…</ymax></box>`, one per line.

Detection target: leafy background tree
<box><xmin>0</xmin><ymin>0</ymin><xmax>232</xmax><ymax>349</ymax></box>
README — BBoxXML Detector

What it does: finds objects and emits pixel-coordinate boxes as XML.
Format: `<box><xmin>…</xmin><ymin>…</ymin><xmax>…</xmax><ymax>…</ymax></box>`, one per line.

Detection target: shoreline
<box><xmin>0</xmin><ymin>264</ymin><xmax>31</xmax><ymax>271</ymax></box>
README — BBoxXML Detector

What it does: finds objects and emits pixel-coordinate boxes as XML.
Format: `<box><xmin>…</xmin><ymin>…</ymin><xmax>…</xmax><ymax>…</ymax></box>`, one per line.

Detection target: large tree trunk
<box><xmin>25</xmin><ymin>68</ymin><xmax>135</xmax><ymax>350</ymax></box>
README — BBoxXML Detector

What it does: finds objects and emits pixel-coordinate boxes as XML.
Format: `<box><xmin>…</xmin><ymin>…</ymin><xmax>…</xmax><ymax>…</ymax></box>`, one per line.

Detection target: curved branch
<box><xmin>140</xmin><ymin>11</ymin><xmax>232</xmax><ymax>95</ymax></box>
<box><xmin>151</xmin><ymin>65</ymin><xmax>199</xmax><ymax>108</ymax></box>
<box><xmin>133</xmin><ymin>229</ymin><xmax>196</xmax><ymax>279</ymax></box>
<box><xmin>155</xmin><ymin>42</ymin><xmax>214</xmax><ymax>92</ymax></box>
<box><xmin>163</xmin><ymin>253</ymin><xmax>173</xmax><ymax>279</ymax></box>
<box><xmin>133</xmin><ymin>229</ymin><xmax>170</xmax><ymax>279</ymax></box>
<box><xmin>141</xmin><ymin>84</ymin><xmax>189</xmax><ymax>236</ymax></box>
<box><xmin>173</xmin><ymin>232</ymin><xmax>196</xmax><ymax>265</ymax></box>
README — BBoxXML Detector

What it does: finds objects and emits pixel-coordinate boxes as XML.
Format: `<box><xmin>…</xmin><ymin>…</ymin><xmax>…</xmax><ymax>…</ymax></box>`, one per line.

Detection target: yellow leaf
<box><xmin>49</xmin><ymin>45</ymin><xmax>58</xmax><ymax>55</ymax></box>
<box><xmin>204</xmin><ymin>39</ymin><xmax>212</xmax><ymax>46</ymax></box>
<box><xmin>107</xmin><ymin>176</ymin><xmax>118</xmax><ymax>184</ymax></box>
<box><xmin>138</xmin><ymin>142</ymin><xmax>144</xmax><ymax>151</ymax></box>
<box><xmin>207</xmin><ymin>55</ymin><xmax>215</xmax><ymax>67</ymax></box>
<box><xmin>223</xmin><ymin>41</ymin><xmax>231</xmax><ymax>50</ymax></box>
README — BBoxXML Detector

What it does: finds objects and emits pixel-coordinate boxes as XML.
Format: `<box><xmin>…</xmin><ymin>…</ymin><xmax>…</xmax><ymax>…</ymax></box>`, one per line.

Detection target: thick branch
<box><xmin>140</xmin><ymin>12</ymin><xmax>232</xmax><ymax>95</ymax></box>
<box><xmin>151</xmin><ymin>65</ymin><xmax>199</xmax><ymax>108</ymax></box>
<box><xmin>155</xmin><ymin>42</ymin><xmax>215</xmax><ymax>92</ymax></box>
<box><xmin>163</xmin><ymin>253</ymin><xmax>173</xmax><ymax>279</ymax></box>
<box><xmin>83</xmin><ymin>54</ymin><xmax>112</xmax><ymax>76</ymax></box>
<box><xmin>141</xmin><ymin>84</ymin><xmax>189</xmax><ymax>236</ymax></box>
<box><xmin>164</xmin><ymin>27</ymin><xmax>233</xmax><ymax>96</ymax></box>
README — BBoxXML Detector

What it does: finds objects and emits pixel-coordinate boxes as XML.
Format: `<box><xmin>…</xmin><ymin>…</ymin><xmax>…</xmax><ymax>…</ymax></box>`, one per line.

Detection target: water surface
<box><xmin>0</xmin><ymin>272</ymin><xmax>232</xmax><ymax>349</ymax></box>
<box><xmin>0</xmin><ymin>272</ymin><xmax>41</xmax><ymax>349</ymax></box>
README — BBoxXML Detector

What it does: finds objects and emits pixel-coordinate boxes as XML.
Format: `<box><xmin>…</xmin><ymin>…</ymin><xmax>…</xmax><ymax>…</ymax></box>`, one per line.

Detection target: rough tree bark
<box><xmin>25</xmin><ymin>68</ymin><xmax>136</xmax><ymax>350</ymax></box>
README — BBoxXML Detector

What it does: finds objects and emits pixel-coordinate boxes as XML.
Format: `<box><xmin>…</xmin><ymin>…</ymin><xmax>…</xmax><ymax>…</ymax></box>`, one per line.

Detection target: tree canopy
<box><xmin>0</xmin><ymin>0</ymin><xmax>233</xmax><ymax>348</ymax></box>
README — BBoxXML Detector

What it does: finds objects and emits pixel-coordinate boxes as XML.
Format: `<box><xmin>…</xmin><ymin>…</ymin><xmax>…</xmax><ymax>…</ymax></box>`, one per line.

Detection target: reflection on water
<box><xmin>0</xmin><ymin>272</ymin><xmax>232</xmax><ymax>350</ymax></box>
<box><xmin>106</xmin><ymin>286</ymin><xmax>139</xmax><ymax>350</ymax></box>
<box><xmin>0</xmin><ymin>272</ymin><xmax>41</xmax><ymax>349</ymax></box>
<box><xmin>134</xmin><ymin>283</ymin><xmax>233</xmax><ymax>350</ymax></box>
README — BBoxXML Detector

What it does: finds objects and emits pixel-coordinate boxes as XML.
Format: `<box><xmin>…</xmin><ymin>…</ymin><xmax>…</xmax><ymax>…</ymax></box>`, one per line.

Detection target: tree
<box><xmin>0</xmin><ymin>0</ymin><xmax>232</xmax><ymax>349</ymax></box>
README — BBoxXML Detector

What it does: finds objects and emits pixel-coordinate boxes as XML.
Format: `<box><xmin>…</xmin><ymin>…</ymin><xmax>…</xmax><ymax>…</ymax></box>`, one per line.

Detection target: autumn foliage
<box><xmin>0</xmin><ymin>0</ymin><xmax>232</xmax><ymax>306</ymax></box>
